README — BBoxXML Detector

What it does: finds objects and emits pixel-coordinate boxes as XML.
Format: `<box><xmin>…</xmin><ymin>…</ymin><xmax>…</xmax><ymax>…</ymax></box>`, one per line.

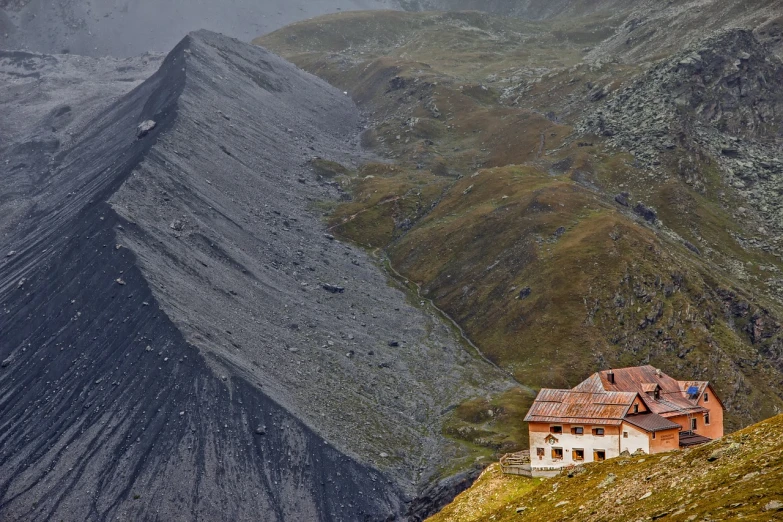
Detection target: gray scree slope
<box><xmin>0</xmin><ymin>31</ymin><xmax>510</xmax><ymax>520</ymax></box>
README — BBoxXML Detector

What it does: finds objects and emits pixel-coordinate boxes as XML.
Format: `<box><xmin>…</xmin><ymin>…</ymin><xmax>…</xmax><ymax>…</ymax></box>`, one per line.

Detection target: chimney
<box><xmin>607</xmin><ymin>370</ymin><xmax>615</xmax><ymax>384</ymax></box>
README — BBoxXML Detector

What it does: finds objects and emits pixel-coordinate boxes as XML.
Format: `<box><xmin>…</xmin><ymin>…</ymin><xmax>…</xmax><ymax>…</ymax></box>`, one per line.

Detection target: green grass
<box><xmin>431</xmin><ymin>413</ymin><xmax>783</xmax><ymax>522</ymax></box>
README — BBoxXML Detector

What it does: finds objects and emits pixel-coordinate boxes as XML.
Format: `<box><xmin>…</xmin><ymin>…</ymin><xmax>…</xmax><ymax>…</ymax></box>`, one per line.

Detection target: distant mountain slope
<box><xmin>0</xmin><ymin>0</ymin><xmax>399</xmax><ymax>57</ymax></box>
<box><xmin>429</xmin><ymin>413</ymin><xmax>783</xmax><ymax>521</ymax></box>
<box><xmin>256</xmin><ymin>9</ymin><xmax>783</xmax><ymax>436</ymax></box>
<box><xmin>410</xmin><ymin>0</ymin><xmax>783</xmax><ymax>59</ymax></box>
<box><xmin>0</xmin><ymin>30</ymin><xmax>510</xmax><ymax>520</ymax></box>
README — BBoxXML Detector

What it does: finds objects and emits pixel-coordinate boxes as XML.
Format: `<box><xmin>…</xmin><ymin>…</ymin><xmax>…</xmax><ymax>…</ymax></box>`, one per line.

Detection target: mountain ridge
<box><xmin>0</xmin><ymin>29</ymin><xmax>512</xmax><ymax>520</ymax></box>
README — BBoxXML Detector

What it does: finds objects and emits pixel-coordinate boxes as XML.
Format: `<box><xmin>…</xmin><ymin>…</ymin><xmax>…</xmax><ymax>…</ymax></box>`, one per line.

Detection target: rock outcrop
<box><xmin>581</xmin><ymin>29</ymin><xmax>783</xmax><ymax>238</ymax></box>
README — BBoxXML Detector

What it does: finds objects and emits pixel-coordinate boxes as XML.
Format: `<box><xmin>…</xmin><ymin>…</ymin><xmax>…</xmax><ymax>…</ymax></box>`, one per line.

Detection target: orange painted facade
<box><xmin>664</xmin><ymin>386</ymin><xmax>724</xmax><ymax>439</ymax></box>
<box><xmin>649</xmin><ymin>427</ymin><xmax>680</xmax><ymax>453</ymax></box>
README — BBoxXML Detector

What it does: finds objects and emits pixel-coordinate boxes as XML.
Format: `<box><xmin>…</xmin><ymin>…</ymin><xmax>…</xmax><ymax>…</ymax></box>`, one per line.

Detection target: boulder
<box><xmin>136</xmin><ymin>120</ymin><xmax>157</xmax><ymax>139</ymax></box>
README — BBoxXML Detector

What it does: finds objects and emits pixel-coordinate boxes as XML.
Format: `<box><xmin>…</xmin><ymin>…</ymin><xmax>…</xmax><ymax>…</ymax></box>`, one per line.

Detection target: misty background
<box><xmin>0</xmin><ymin>0</ymin><xmax>400</xmax><ymax>57</ymax></box>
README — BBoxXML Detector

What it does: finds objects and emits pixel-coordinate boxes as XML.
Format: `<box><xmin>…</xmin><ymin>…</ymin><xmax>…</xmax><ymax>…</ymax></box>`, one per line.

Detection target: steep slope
<box><xmin>256</xmin><ymin>9</ymin><xmax>783</xmax><ymax>437</ymax></box>
<box><xmin>429</xmin><ymin>414</ymin><xmax>783</xmax><ymax>521</ymax></box>
<box><xmin>0</xmin><ymin>30</ymin><xmax>512</xmax><ymax>521</ymax></box>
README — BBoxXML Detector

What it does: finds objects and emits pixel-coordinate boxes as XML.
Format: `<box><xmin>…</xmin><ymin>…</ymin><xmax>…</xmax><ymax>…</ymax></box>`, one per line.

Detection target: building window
<box><xmin>594</xmin><ymin>450</ymin><xmax>606</xmax><ymax>461</ymax></box>
<box><xmin>550</xmin><ymin>426</ymin><xmax>563</xmax><ymax>434</ymax></box>
<box><xmin>623</xmin><ymin>431</ymin><xmax>628</xmax><ymax>438</ymax></box>
<box><xmin>537</xmin><ymin>447</ymin><xmax>545</xmax><ymax>457</ymax></box>
<box><xmin>552</xmin><ymin>448</ymin><xmax>563</xmax><ymax>460</ymax></box>
<box><xmin>592</xmin><ymin>427</ymin><xmax>605</xmax><ymax>436</ymax></box>
<box><xmin>705</xmin><ymin>413</ymin><xmax>710</xmax><ymax>425</ymax></box>
<box><xmin>654</xmin><ymin>389</ymin><xmax>660</xmax><ymax>400</ymax></box>
<box><xmin>691</xmin><ymin>418</ymin><xmax>697</xmax><ymax>431</ymax></box>
<box><xmin>652</xmin><ymin>432</ymin><xmax>656</xmax><ymax>439</ymax></box>
<box><xmin>633</xmin><ymin>404</ymin><xmax>639</xmax><ymax>414</ymax></box>
<box><xmin>571</xmin><ymin>427</ymin><xmax>584</xmax><ymax>435</ymax></box>
<box><xmin>573</xmin><ymin>449</ymin><xmax>584</xmax><ymax>461</ymax></box>
<box><xmin>704</xmin><ymin>392</ymin><xmax>709</xmax><ymax>402</ymax></box>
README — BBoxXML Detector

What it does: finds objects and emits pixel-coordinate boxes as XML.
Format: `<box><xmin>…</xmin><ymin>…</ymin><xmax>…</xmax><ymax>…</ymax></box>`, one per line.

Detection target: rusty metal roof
<box><xmin>624</xmin><ymin>413</ymin><xmax>681</xmax><ymax>433</ymax></box>
<box><xmin>524</xmin><ymin>389</ymin><xmax>637</xmax><ymax>425</ymax></box>
<box><xmin>526</xmin><ymin>366</ymin><xmax>721</xmax><ymax>426</ymax></box>
<box><xmin>596</xmin><ymin>366</ymin><xmax>712</xmax><ymax>416</ymax></box>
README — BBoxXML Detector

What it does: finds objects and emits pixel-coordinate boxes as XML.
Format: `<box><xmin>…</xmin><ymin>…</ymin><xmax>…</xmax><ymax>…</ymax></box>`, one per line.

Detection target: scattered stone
<box><xmin>388</xmin><ymin>340</ymin><xmax>400</xmax><ymax>347</ymax></box>
<box><xmin>615</xmin><ymin>192</ymin><xmax>630</xmax><ymax>206</ymax></box>
<box><xmin>741</xmin><ymin>471</ymin><xmax>759</xmax><ymax>481</ymax></box>
<box><xmin>683</xmin><ymin>241</ymin><xmax>701</xmax><ymax>255</ymax></box>
<box><xmin>6</xmin><ymin>251</ymin><xmax>16</xmax><ymax>258</ymax></box>
<box><xmin>633</xmin><ymin>202</ymin><xmax>657</xmax><ymax>223</ymax></box>
<box><xmin>115</xmin><ymin>278</ymin><xmax>126</xmax><ymax>285</ymax></box>
<box><xmin>639</xmin><ymin>491</ymin><xmax>652</xmax><ymax>500</ymax></box>
<box><xmin>379</xmin><ymin>452</ymin><xmax>389</xmax><ymax>458</ymax></box>
<box><xmin>707</xmin><ymin>448</ymin><xmax>725</xmax><ymax>461</ymax></box>
<box><xmin>726</xmin><ymin>442</ymin><xmax>742</xmax><ymax>456</ymax></box>
<box><xmin>324</xmin><ymin>233</ymin><xmax>335</xmax><ymax>240</ymax></box>
<box><xmin>136</xmin><ymin>120</ymin><xmax>157</xmax><ymax>139</ymax></box>
<box><xmin>517</xmin><ymin>287</ymin><xmax>532</xmax><ymax>300</ymax></box>
<box><xmin>515</xmin><ymin>506</ymin><xmax>527</xmax><ymax>513</ymax></box>
<box><xmin>764</xmin><ymin>500</ymin><xmax>783</xmax><ymax>512</ymax></box>
<box><xmin>555</xmin><ymin>500</ymin><xmax>569</xmax><ymax>508</ymax></box>
<box><xmin>255</xmin><ymin>426</ymin><xmax>266</xmax><ymax>435</ymax></box>
<box><xmin>599</xmin><ymin>473</ymin><xmax>616</xmax><ymax>488</ymax></box>
<box><xmin>554</xmin><ymin>226</ymin><xmax>566</xmax><ymax>238</ymax></box>
<box><xmin>1</xmin><ymin>356</ymin><xmax>13</xmax><ymax>368</ymax></box>
<box><xmin>322</xmin><ymin>284</ymin><xmax>345</xmax><ymax>294</ymax></box>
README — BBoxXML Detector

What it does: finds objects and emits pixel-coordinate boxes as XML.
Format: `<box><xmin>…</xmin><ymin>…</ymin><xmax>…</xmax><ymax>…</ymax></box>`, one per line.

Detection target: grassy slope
<box><xmin>256</xmin><ymin>9</ymin><xmax>783</xmax><ymax>452</ymax></box>
<box><xmin>428</xmin><ymin>414</ymin><xmax>783</xmax><ymax>522</ymax></box>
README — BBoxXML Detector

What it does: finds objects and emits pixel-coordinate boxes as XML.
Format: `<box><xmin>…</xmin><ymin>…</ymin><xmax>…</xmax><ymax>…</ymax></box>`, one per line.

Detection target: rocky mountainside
<box><xmin>3</xmin><ymin>1</ymin><xmax>783</xmax><ymax>520</ymax></box>
<box><xmin>581</xmin><ymin>28</ymin><xmax>783</xmax><ymax>244</ymax></box>
<box><xmin>0</xmin><ymin>30</ymin><xmax>512</xmax><ymax>521</ymax></box>
<box><xmin>429</xmin><ymin>413</ymin><xmax>783</xmax><ymax>521</ymax></box>
<box><xmin>408</xmin><ymin>0</ymin><xmax>783</xmax><ymax>65</ymax></box>
<box><xmin>256</xmin><ymin>5</ymin><xmax>783</xmax><ymax>439</ymax></box>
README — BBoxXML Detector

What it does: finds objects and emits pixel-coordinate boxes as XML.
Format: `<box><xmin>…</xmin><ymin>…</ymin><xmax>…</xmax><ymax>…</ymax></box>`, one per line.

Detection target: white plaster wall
<box><xmin>620</xmin><ymin>422</ymin><xmax>650</xmax><ymax>454</ymax></box>
<box><xmin>529</xmin><ymin>427</ymin><xmax>622</xmax><ymax>469</ymax></box>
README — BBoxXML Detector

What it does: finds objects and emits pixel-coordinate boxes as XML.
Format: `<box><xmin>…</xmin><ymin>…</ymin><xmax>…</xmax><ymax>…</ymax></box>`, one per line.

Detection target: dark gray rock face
<box><xmin>0</xmin><ymin>0</ymin><xmax>399</xmax><ymax>57</ymax></box>
<box><xmin>0</xmin><ymin>30</ymin><xmax>510</xmax><ymax>521</ymax></box>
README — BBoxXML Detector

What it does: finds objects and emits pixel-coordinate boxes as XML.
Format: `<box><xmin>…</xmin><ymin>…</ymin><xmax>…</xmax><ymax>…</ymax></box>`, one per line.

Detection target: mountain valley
<box><xmin>2</xmin><ymin>1</ymin><xmax>783</xmax><ymax>520</ymax></box>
